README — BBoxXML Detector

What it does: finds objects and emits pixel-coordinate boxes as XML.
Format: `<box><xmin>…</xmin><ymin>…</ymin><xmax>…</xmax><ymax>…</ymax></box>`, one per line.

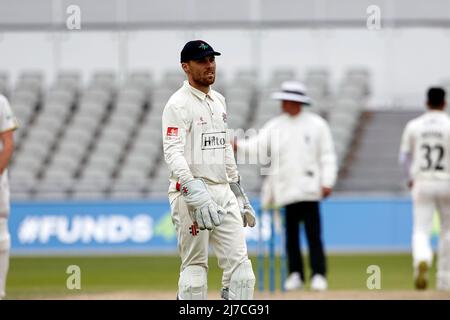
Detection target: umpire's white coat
<box><xmin>239</xmin><ymin>111</ymin><xmax>337</xmax><ymax>207</ymax></box>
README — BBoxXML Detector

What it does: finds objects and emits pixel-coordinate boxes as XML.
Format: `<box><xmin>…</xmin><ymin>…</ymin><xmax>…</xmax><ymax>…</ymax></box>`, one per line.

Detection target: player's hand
<box><xmin>229</xmin><ymin>181</ymin><xmax>256</xmax><ymax>228</ymax></box>
<box><xmin>180</xmin><ymin>179</ymin><xmax>226</xmax><ymax>230</ymax></box>
<box><xmin>322</xmin><ymin>187</ymin><xmax>333</xmax><ymax>198</ymax></box>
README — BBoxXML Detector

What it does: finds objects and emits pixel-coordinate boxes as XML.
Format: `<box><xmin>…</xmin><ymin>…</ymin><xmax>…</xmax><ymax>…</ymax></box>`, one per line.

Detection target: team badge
<box><xmin>189</xmin><ymin>222</ymin><xmax>199</xmax><ymax>236</ymax></box>
<box><xmin>166</xmin><ymin>127</ymin><xmax>178</xmax><ymax>140</ymax></box>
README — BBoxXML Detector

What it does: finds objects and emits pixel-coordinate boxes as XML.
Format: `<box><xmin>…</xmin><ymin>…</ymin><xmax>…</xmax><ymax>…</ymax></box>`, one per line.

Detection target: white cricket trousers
<box><xmin>0</xmin><ymin>173</ymin><xmax>11</xmax><ymax>299</ymax></box>
<box><xmin>412</xmin><ymin>179</ymin><xmax>450</xmax><ymax>288</ymax></box>
<box><xmin>170</xmin><ymin>182</ymin><xmax>250</xmax><ymax>288</ymax></box>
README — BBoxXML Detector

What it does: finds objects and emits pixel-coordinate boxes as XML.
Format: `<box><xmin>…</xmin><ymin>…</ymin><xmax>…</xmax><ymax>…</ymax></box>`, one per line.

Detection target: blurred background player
<box><xmin>0</xmin><ymin>95</ymin><xmax>18</xmax><ymax>299</ymax></box>
<box><xmin>235</xmin><ymin>81</ymin><xmax>337</xmax><ymax>291</ymax></box>
<box><xmin>399</xmin><ymin>87</ymin><xmax>450</xmax><ymax>291</ymax></box>
<box><xmin>162</xmin><ymin>40</ymin><xmax>256</xmax><ymax>300</ymax></box>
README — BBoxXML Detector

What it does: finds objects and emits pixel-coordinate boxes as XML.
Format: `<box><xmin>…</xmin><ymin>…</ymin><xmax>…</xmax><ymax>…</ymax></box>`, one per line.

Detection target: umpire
<box><xmin>236</xmin><ymin>81</ymin><xmax>337</xmax><ymax>291</ymax></box>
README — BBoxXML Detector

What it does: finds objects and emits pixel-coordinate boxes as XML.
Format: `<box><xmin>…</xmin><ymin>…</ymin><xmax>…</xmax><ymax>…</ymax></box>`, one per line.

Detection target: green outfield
<box><xmin>6</xmin><ymin>253</ymin><xmax>436</xmax><ymax>299</ymax></box>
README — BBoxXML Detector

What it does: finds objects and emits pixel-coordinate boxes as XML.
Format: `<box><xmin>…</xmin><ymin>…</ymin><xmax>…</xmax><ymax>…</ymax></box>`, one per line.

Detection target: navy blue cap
<box><xmin>180</xmin><ymin>40</ymin><xmax>221</xmax><ymax>63</ymax></box>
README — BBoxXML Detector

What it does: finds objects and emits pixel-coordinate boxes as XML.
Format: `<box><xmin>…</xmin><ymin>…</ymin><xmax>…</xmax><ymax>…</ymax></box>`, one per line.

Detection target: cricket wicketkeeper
<box><xmin>162</xmin><ymin>40</ymin><xmax>256</xmax><ymax>300</ymax></box>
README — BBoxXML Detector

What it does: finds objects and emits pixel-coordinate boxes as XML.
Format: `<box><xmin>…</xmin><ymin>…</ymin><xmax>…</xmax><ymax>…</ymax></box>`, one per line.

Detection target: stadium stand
<box><xmin>327</xmin><ymin>67</ymin><xmax>370</xmax><ymax>166</ymax></box>
<box><xmin>7</xmin><ymin>67</ymin><xmax>372</xmax><ymax>200</ymax></box>
<box><xmin>336</xmin><ymin>110</ymin><xmax>422</xmax><ymax>193</ymax></box>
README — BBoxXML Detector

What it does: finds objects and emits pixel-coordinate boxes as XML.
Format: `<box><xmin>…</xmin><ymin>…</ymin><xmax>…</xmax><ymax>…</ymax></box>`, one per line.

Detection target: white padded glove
<box><xmin>229</xmin><ymin>182</ymin><xmax>256</xmax><ymax>228</ymax></box>
<box><xmin>180</xmin><ymin>179</ymin><xmax>226</xmax><ymax>230</ymax></box>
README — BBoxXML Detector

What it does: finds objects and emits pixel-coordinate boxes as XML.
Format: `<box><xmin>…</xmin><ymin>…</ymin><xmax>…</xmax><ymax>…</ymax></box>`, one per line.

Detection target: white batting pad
<box><xmin>228</xmin><ymin>259</ymin><xmax>255</xmax><ymax>300</ymax></box>
<box><xmin>178</xmin><ymin>265</ymin><xmax>207</xmax><ymax>300</ymax></box>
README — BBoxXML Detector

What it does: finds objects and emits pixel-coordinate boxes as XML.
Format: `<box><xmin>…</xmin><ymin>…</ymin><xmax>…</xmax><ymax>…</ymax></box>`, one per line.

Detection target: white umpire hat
<box><xmin>271</xmin><ymin>81</ymin><xmax>313</xmax><ymax>106</ymax></box>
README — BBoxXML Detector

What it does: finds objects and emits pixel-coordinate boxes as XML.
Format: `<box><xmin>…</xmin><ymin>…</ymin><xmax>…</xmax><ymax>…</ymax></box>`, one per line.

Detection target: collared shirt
<box><xmin>399</xmin><ymin>110</ymin><xmax>450</xmax><ymax>181</ymax></box>
<box><xmin>188</xmin><ymin>84</ymin><xmax>215</xmax><ymax>114</ymax></box>
<box><xmin>162</xmin><ymin>81</ymin><xmax>239</xmax><ymax>202</ymax></box>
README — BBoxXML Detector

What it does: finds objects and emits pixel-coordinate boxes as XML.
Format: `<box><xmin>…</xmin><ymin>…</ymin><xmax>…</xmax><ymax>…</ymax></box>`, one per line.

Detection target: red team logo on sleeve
<box><xmin>166</xmin><ymin>127</ymin><xmax>179</xmax><ymax>140</ymax></box>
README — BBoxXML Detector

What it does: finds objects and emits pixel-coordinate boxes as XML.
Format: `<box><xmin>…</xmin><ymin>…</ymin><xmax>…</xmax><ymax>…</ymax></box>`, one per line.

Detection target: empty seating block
<box><xmin>8</xmin><ymin>67</ymin><xmax>372</xmax><ymax>199</ymax></box>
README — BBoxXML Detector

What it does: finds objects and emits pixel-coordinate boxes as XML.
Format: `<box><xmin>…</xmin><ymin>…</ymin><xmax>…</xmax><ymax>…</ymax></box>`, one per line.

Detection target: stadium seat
<box><xmin>6</xmin><ymin>67</ymin><xmax>373</xmax><ymax>199</ymax></box>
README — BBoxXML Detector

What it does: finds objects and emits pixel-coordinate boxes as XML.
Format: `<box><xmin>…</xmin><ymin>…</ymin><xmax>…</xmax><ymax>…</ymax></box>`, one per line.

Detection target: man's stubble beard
<box><xmin>193</xmin><ymin>72</ymin><xmax>215</xmax><ymax>87</ymax></box>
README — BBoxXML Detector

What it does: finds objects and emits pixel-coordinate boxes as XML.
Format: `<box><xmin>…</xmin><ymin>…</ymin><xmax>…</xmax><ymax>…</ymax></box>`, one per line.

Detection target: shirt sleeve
<box><xmin>0</xmin><ymin>95</ymin><xmax>19</xmax><ymax>133</ymax></box>
<box><xmin>162</xmin><ymin>102</ymin><xmax>194</xmax><ymax>185</ymax></box>
<box><xmin>319</xmin><ymin>121</ymin><xmax>337</xmax><ymax>188</ymax></box>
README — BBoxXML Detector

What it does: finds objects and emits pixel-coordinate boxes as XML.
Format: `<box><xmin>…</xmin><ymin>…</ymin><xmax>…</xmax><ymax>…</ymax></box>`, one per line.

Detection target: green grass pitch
<box><xmin>6</xmin><ymin>253</ymin><xmax>436</xmax><ymax>299</ymax></box>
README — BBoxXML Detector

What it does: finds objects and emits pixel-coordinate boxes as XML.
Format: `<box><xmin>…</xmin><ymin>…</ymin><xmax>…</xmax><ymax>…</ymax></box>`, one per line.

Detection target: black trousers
<box><xmin>285</xmin><ymin>201</ymin><xmax>326</xmax><ymax>280</ymax></box>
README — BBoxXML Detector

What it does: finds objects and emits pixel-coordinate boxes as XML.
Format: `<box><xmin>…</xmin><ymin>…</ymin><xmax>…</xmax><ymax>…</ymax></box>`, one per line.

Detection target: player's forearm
<box><xmin>162</xmin><ymin>133</ymin><xmax>194</xmax><ymax>185</ymax></box>
<box><xmin>164</xmin><ymin>147</ymin><xmax>194</xmax><ymax>185</ymax></box>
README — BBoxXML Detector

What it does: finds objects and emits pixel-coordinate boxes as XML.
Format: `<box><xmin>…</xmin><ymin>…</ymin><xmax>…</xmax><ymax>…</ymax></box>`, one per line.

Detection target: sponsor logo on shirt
<box><xmin>201</xmin><ymin>131</ymin><xmax>226</xmax><ymax>150</ymax></box>
<box><xmin>189</xmin><ymin>222</ymin><xmax>199</xmax><ymax>236</ymax></box>
<box><xmin>166</xmin><ymin>127</ymin><xmax>179</xmax><ymax>140</ymax></box>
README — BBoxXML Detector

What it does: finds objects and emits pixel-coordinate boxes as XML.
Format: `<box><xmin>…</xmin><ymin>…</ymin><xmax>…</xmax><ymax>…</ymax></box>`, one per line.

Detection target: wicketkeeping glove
<box><xmin>229</xmin><ymin>182</ymin><xmax>256</xmax><ymax>228</ymax></box>
<box><xmin>180</xmin><ymin>179</ymin><xmax>226</xmax><ymax>230</ymax></box>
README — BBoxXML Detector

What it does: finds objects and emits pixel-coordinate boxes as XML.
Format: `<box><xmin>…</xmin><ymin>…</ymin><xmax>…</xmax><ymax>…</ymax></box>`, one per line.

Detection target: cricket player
<box><xmin>0</xmin><ymin>94</ymin><xmax>18</xmax><ymax>299</ymax></box>
<box><xmin>162</xmin><ymin>40</ymin><xmax>256</xmax><ymax>300</ymax></box>
<box><xmin>399</xmin><ymin>87</ymin><xmax>450</xmax><ymax>290</ymax></box>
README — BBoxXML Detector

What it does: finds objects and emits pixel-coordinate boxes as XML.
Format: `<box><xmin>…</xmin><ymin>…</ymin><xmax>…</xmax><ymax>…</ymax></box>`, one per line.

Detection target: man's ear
<box><xmin>181</xmin><ymin>62</ymin><xmax>189</xmax><ymax>73</ymax></box>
